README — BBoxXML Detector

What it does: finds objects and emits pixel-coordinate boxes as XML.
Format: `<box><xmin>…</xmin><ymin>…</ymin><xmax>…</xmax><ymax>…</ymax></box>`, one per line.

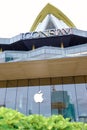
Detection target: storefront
<box><xmin>0</xmin><ymin>76</ymin><xmax>87</xmax><ymax>122</ymax></box>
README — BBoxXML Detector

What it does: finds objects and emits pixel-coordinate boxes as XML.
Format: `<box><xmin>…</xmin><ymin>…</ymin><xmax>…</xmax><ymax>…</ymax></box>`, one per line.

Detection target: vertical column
<box><xmin>4</xmin><ymin>80</ymin><xmax>8</xmax><ymax>107</ymax></box>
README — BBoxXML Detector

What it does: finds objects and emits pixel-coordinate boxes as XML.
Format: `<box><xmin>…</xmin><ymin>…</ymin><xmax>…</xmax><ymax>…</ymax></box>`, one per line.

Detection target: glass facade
<box><xmin>0</xmin><ymin>76</ymin><xmax>87</xmax><ymax>122</ymax></box>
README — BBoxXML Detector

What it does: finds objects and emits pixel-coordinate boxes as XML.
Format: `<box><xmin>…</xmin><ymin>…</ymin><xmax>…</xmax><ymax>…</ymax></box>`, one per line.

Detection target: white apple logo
<box><xmin>34</xmin><ymin>91</ymin><xmax>44</xmax><ymax>103</ymax></box>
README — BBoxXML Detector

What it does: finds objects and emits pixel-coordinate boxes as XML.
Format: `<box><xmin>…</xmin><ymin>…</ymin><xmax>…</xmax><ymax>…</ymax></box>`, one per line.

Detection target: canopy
<box><xmin>0</xmin><ymin>34</ymin><xmax>87</xmax><ymax>51</ymax></box>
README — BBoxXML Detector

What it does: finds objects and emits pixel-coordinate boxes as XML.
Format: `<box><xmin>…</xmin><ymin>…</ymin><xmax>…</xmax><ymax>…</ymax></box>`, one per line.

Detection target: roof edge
<box><xmin>30</xmin><ymin>3</ymin><xmax>76</xmax><ymax>31</ymax></box>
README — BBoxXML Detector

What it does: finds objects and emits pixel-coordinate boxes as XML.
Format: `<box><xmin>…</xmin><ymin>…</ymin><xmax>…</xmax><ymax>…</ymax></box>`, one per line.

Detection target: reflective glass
<box><xmin>39</xmin><ymin>86</ymin><xmax>51</xmax><ymax>116</ymax></box>
<box><xmin>5</xmin><ymin>88</ymin><xmax>17</xmax><ymax>109</ymax></box>
<box><xmin>63</xmin><ymin>84</ymin><xmax>77</xmax><ymax>121</ymax></box>
<box><xmin>27</xmin><ymin>86</ymin><xmax>39</xmax><ymax>115</ymax></box>
<box><xmin>0</xmin><ymin>76</ymin><xmax>87</xmax><ymax>122</ymax></box>
<box><xmin>16</xmin><ymin>87</ymin><xmax>28</xmax><ymax>114</ymax></box>
<box><xmin>0</xmin><ymin>88</ymin><xmax>6</xmax><ymax>106</ymax></box>
<box><xmin>51</xmin><ymin>84</ymin><xmax>63</xmax><ymax>115</ymax></box>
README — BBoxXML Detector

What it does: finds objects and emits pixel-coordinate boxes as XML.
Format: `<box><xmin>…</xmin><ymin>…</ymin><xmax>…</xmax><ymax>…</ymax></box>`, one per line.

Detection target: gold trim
<box><xmin>0</xmin><ymin>76</ymin><xmax>87</xmax><ymax>88</ymax></box>
<box><xmin>32</xmin><ymin>44</ymin><xmax>35</xmax><ymax>50</ymax></box>
<box><xmin>0</xmin><ymin>48</ymin><xmax>2</xmax><ymax>52</ymax></box>
<box><xmin>30</xmin><ymin>3</ymin><xmax>76</xmax><ymax>31</ymax></box>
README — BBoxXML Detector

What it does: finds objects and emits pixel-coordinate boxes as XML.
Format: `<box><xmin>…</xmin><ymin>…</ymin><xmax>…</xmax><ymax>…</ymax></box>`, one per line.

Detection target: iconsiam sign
<box><xmin>22</xmin><ymin>28</ymin><xmax>72</xmax><ymax>40</ymax></box>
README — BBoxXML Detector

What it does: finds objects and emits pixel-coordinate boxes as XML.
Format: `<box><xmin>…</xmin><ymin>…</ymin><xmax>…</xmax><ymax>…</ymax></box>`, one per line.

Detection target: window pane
<box><xmin>27</xmin><ymin>86</ymin><xmax>39</xmax><ymax>115</ymax></box>
<box><xmin>75</xmin><ymin>76</ymin><xmax>87</xmax><ymax>121</ymax></box>
<box><xmin>51</xmin><ymin>85</ymin><xmax>63</xmax><ymax>115</ymax></box>
<box><xmin>0</xmin><ymin>88</ymin><xmax>6</xmax><ymax>106</ymax></box>
<box><xmin>40</xmin><ymin>86</ymin><xmax>51</xmax><ymax>116</ymax></box>
<box><xmin>16</xmin><ymin>87</ymin><xmax>28</xmax><ymax>114</ymax></box>
<box><xmin>63</xmin><ymin>84</ymin><xmax>77</xmax><ymax>121</ymax></box>
<box><xmin>5</xmin><ymin>88</ymin><xmax>17</xmax><ymax>109</ymax></box>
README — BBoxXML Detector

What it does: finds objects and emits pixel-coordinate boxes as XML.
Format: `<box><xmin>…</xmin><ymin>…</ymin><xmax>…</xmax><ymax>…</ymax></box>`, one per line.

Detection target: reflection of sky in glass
<box><xmin>16</xmin><ymin>87</ymin><xmax>28</xmax><ymax>114</ymax></box>
<box><xmin>5</xmin><ymin>88</ymin><xmax>16</xmax><ymax>109</ymax></box>
<box><xmin>76</xmin><ymin>83</ymin><xmax>87</xmax><ymax>116</ymax></box>
<box><xmin>27</xmin><ymin>86</ymin><xmax>51</xmax><ymax>116</ymax></box>
<box><xmin>39</xmin><ymin>86</ymin><xmax>51</xmax><ymax>116</ymax></box>
<box><xmin>28</xmin><ymin>86</ymin><xmax>39</xmax><ymax>115</ymax></box>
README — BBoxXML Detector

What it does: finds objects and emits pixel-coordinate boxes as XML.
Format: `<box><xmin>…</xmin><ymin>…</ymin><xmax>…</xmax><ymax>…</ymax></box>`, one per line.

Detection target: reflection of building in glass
<box><xmin>0</xmin><ymin>3</ymin><xmax>87</xmax><ymax>122</ymax></box>
<box><xmin>51</xmin><ymin>89</ymin><xmax>76</xmax><ymax>121</ymax></box>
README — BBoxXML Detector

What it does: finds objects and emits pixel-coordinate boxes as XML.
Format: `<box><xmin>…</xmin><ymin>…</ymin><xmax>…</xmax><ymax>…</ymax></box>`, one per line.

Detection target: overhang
<box><xmin>0</xmin><ymin>56</ymin><xmax>87</xmax><ymax>81</ymax></box>
<box><xmin>1</xmin><ymin>34</ymin><xmax>87</xmax><ymax>51</ymax></box>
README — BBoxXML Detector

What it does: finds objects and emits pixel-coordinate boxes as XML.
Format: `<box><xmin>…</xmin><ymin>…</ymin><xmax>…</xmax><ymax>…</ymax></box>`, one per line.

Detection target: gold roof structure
<box><xmin>30</xmin><ymin>3</ymin><xmax>75</xmax><ymax>31</ymax></box>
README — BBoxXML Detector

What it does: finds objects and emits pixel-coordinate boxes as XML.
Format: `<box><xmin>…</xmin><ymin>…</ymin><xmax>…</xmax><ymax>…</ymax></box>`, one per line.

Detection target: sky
<box><xmin>0</xmin><ymin>0</ymin><xmax>87</xmax><ymax>38</ymax></box>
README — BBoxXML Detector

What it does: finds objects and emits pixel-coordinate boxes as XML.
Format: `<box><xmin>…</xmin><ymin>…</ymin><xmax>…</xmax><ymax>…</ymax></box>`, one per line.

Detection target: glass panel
<box><xmin>5</xmin><ymin>57</ymin><xmax>13</xmax><ymax>62</ymax></box>
<box><xmin>75</xmin><ymin>84</ymin><xmax>87</xmax><ymax>121</ymax></box>
<box><xmin>16</xmin><ymin>87</ymin><xmax>28</xmax><ymax>114</ymax></box>
<box><xmin>5</xmin><ymin>87</ymin><xmax>17</xmax><ymax>109</ymax></box>
<box><xmin>51</xmin><ymin>84</ymin><xmax>63</xmax><ymax>115</ymax></box>
<box><xmin>27</xmin><ymin>86</ymin><xmax>39</xmax><ymax>115</ymax></box>
<box><xmin>39</xmin><ymin>86</ymin><xmax>51</xmax><ymax>116</ymax></box>
<box><xmin>0</xmin><ymin>88</ymin><xmax>6</xmax><ymax>106</ymax></box>
<box><xmin>75</xmin><ymin>76</ymin><xmax>87</xmax><ymax>122</ymax></box>
<box><xmin>63</xmin><ymin>84</ymin><xmax>77</xmax><ymax>121</ymax></box>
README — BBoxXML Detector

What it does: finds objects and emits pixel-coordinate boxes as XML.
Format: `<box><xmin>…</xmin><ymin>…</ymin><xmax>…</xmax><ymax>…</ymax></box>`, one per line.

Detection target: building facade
<box><xmin>0</xmin><ymin>3</ymin><xmax>87</xmax><ymax>122</ymax></box>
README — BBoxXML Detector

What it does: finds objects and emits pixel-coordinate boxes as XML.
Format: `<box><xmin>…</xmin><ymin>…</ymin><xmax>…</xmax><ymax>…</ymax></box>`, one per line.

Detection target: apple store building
<box><xmin>0</xmin><ymin>30</ymin><xmax>87</xmax><ymax>122</ymax></box>
<box><xmin>0</xmin><ymin>3</ymin><xmax>87</xmax><ymax>122</ymax></box>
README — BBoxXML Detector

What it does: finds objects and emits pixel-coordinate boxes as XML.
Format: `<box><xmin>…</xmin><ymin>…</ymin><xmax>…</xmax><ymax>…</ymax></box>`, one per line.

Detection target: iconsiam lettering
<box><xmin>22</xmin><ymin>28</ymin><xmax>72</xmax><ymax>40</ymax></box>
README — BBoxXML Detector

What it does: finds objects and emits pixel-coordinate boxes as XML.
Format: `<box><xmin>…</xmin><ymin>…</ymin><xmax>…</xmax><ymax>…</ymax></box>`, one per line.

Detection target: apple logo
<box><xmin>34</xmin><ymin>91</ymin><xmax>44</xmax><ymax>103</ymax></box>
